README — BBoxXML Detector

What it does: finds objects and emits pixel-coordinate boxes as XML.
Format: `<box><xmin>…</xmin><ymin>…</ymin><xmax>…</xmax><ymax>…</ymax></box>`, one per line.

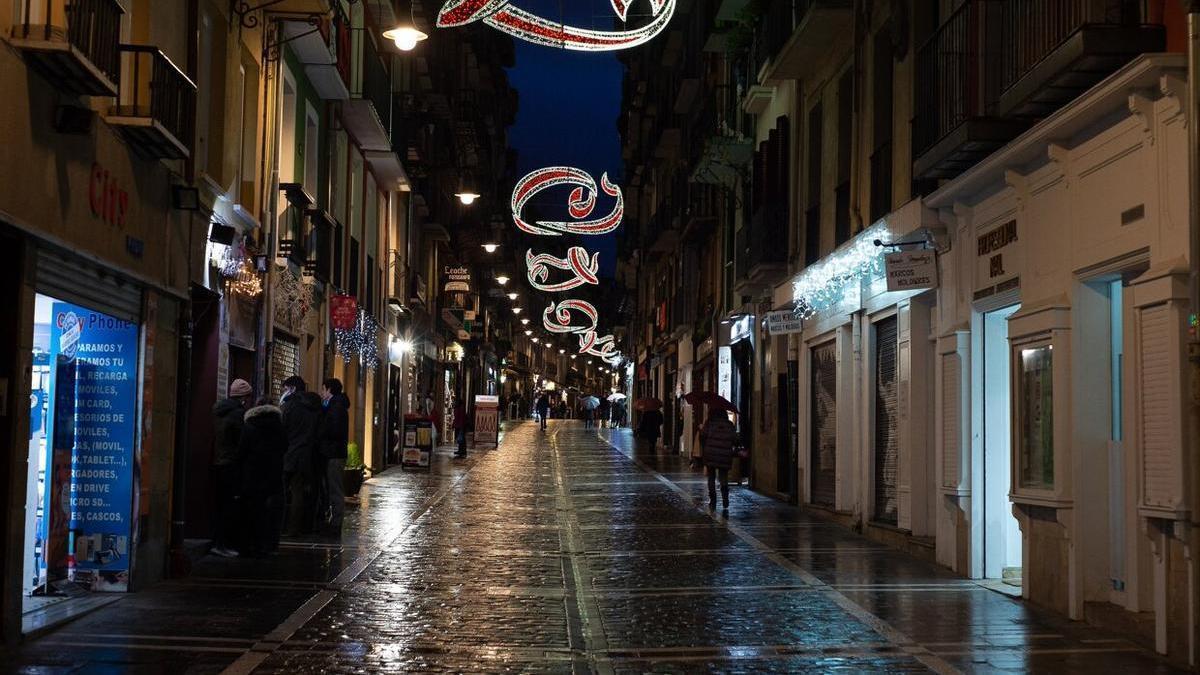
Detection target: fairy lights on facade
<box><xmin>792</xmin><ymin>221</ymin><xmax>890</xmax><ymax>319</ymax></box>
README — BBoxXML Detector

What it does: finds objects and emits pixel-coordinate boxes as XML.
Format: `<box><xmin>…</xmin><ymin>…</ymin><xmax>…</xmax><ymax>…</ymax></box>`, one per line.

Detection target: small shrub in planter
<box><xmin>343</xmin><ymin>442</ymin><xmax>365</xmax><ymax>496</ymax></box>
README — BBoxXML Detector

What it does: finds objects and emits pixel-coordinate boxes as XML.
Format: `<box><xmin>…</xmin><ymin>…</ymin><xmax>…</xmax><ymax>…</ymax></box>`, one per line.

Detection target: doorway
<box><xmin>981</xmin><ymin>304</ymin><xmax>1022</xmax><ymax>583</ymax></box>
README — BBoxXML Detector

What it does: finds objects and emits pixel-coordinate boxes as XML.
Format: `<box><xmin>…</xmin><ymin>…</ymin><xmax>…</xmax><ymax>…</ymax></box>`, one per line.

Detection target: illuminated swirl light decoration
<box><xmin>543</xmin><ymin>299</ymin><xmax>598</xmax><ymax>335</ymax></box>
<box><xmin>526</xmin><ymin>247</ymin><xmax>600</xmax><ymax>292</ymax></box>
<box><xmin>436</xmin><ymin>0</ymin><xmax>676</xmax><ymax>51</ymax></box>
<box><xmin>511</xmin><ymin>167</ymin><xmax>624</xmax><ymax>237</ymax></box>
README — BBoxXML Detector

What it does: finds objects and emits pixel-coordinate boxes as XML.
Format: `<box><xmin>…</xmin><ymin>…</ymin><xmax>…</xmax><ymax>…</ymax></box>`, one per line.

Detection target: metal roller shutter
<box><xmin>271</xmin><ymin>335</ymin><xmax>300</xmax><ymax>402</ymax></box>
<box><xmin>873</xmin><ymin>316</ymin><xmax>898</xmax><ymax>523</ymax></box>
<box><xmin>36</xmin><ymin>247</ymin><xmax>142</xmax><ymax>321</ymax></box>
<box><xmin>810</xmin><ymin>340</ymin><xmax>837</xmax><ymax>507</ymax></box>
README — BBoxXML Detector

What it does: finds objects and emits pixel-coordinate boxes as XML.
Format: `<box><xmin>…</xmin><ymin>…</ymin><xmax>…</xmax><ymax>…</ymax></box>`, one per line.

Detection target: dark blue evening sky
<box><xmin>506</xmin><ymin>0</ymin><xmax>627</xmax><ymax>276</ymax></box>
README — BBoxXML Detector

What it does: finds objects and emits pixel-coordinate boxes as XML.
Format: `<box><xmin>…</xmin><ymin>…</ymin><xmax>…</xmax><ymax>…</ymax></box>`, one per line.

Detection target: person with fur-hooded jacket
<box><xmin>238</xmin><ymin>397</ymin><xmax>288</xmax><ymax>555</ymax></box>
<box><xmin>211</xmin><ymin>379</ymin><xmax>252</xmax><ymax>557</ymax></box>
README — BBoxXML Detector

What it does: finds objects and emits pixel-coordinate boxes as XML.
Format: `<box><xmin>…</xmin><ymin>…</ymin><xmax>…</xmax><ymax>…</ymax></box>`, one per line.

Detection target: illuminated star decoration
<box><xmin>436</xmin><ymin>0</ymin><xmax>676</xmax><ymax>51</ymax></box>
<box><xmin>526</xmin><ymin>247</ymin><xmax>600</xmax><ymax>292</ymax></box>
<box><xmin>333</xmin><ymin>309</ymin><xmax>381</xmax><ymax>368</ymax></box>
<box><xmin>514</xmin><ymin>166</ymin><xmax>624</xmax><ymax>366</ymax></box>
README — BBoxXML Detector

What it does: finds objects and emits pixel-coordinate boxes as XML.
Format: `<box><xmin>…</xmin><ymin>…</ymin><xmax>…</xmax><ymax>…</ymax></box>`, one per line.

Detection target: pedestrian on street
<box><xmin>599</xmin><ymin>398</ymin><xmax>610</xmax><ymax>429</ymax></box>
<box><xmin>211</xmin><ymin>378</ymin><xmax>252</xmax><ymax>557</ymax></box>
<box><xmin>317</xmin><ymin>378</ymin><xmax>350</xmax><ymax>536</ymax></box>
<box><xmin>700</xmin><ymin>410</ymin><xmax>738</xmax><ymax>512</ymax></box>
<box><xmin>238</xmin><ymin>397</ymin><xmax>287</xmax><ymax>554</ymax></box>
<box><xmin>280</xmin><ymin>376</ymin><xmax>320</xmax><ymax>536</ymax></box>
<box><xmin>582</xmin><ymin>399</ymin><xmax>594</xmax><ymax>429</ymax></box>
<box><xmin>452</xmin><ymin>394</ymin><xmax>467</xmax><ymax>458</ymax></box>
<box><xmin>635</xmin><ymin>407</ymin><xmax>663</xmax><ymax>453</ymax></box>
<box><xmin>536</xmin><ymin>392</ymin><xmax>550</xmax><ymax>430</ymax></box>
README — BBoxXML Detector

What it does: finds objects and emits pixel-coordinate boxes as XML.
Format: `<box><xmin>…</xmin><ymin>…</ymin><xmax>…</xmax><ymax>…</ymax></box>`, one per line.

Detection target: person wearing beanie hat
<box><xmin>210</xmin><ymin>378</ymin><xmax>253</xmax><ymax>557</ymax></box>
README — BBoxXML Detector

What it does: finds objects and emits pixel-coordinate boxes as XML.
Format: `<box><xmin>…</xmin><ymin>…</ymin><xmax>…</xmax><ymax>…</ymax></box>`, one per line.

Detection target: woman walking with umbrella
<box><xmin>686</xmin><ymin>391</ymin><xmax>740</xmax><ymax>512</ymax></box>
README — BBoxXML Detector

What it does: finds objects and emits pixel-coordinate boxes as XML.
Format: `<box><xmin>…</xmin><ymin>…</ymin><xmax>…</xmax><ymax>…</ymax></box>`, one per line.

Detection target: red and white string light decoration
<box><xmin>436</xmin><ymin>0</ymin><xmax>676</xmax><ymax>52</ymax></box>
<box><xmin>514</xmin><ymin>166</ymin><xmax>625</xmax><ymax>369</ymax></box>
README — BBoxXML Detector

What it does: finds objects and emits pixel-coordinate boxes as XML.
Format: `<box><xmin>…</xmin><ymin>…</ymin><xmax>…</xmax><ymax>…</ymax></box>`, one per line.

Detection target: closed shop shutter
<box><xmin>271</xmin><ymin>335</ymin><xmax>300</xmax><ymax>402</ymax></box>
<box><xmin>1139</xmin><ymin>305</ymin><xmax>1178</xmax><ymax>509</ymax></box>
<box><xmin>873</xmin><ymin>316</ymin><xmax>898</xmax><ymax>523</ymax></box>
<box><xmin>36</xmin><ymin>247</ymin><xmax>142</xmax><ymax>321</ymax></box>
<box><xmin>810</xmin><ymin>340</ymin><xmax>837</xmax><ymax>507</ymax></box>
<box><xmin>941</xmin><ymin>353</ymin><xmax>961</xmax><ymax>489</ymax></box>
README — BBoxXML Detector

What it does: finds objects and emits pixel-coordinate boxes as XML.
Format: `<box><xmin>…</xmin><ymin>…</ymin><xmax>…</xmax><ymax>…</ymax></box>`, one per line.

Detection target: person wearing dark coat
<box><xmin>238</xmin><ymin>399</ymin><xmax>288</xmax><ymax>554</ymax></box>
<box><xmin>280</xmin><ymin>376</ymin><xmax>320</xmax><ymax>536</ymax></box>
<box><xmin>211</xmin><ymin>379</ymin><xmax>251</xmax><ymax>557</ymax></box>
<box><xmin>636</xmin><ymin>408</ymin><xmax>664</xmax><ymax>453</ymax></box>
<box><xmin>317</xmin><ymin>378</ymin><xmax>350</xmax><ymax>534</ymax></box>
<box><xmin>452</xmin><ymin>395</ymin><xmax>467</xmax><ymax>458</ymax></box>
<box><xmin>700</xmin><ymin>411</ymin><xmax>738</xmax><ymax>512</ymax></box>
<box><xmin>535</xmin><ymin>392</ymin><xmax>550</xmax><ymax>430</ymax></box>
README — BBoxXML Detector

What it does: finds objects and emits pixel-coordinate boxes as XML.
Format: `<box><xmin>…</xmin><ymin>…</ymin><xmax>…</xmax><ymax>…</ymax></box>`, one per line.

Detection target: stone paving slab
<box><xmin>2</xmin><ymin>420</ymin><xmax>1189</xmax><ymax>674</ymax></box>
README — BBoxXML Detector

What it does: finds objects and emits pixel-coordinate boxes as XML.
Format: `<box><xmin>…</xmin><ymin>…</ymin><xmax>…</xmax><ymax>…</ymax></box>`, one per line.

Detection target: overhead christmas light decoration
<box><xmin>792</xmin><ymin>221</ymin><xmax>890</xmax><ymax>319</ymax></box>
<box><xmin>436</xmin><ymin>0</ymin><xmax>676</xmax><ymax>51</ymax></box>
<box><xmin>526</xmin><ymin>247</ymin><xmax>600</xmax><ymax>292</ymax></box>
<box><xmin>543</xmin><ymin>299</ymin><xmax>598</xmax><ymax>334</ymax></box>
<box><xmin>511</xmin><ymin>167</ymin><xmax>623</xmax><ymax>236</ymax></box>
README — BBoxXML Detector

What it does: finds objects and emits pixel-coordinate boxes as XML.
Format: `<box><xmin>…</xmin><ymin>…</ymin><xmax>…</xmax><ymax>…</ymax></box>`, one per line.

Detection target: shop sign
<box><xmin>89</xmin><ymin>162</ymin><xmax>129</xmax><ymax>228</ymax></box>
<box><xmin>47</xmin><ymin>302</ymin><xmax>139</xmax><ymax>591</ymax></box>
<box><xmin>765</xmin><ymin>310</ymin><xmax>803</xmax><ymax>336</ymax></box>
<box><xmin>975</xmin><ymin>220</ymin><xmax>1020</xmax><ymax>295</ymax></box>
<box><xmin>717</xmin><ymin>345</ymin><xmax>732</xmax><ymax>402</ymax></box>
<box><xmin>884</xmin><ymin>250</ymin><xmax>939</xmax><ymax>293</ymax></box>
<box><xmin>330</xmin><ymin>294</ymin><xmax>358</xmax><ymax>330</ymax></box>
<box><xmin>729</xmin><ymin>314</ymin><xmax>753</xmax><ymax>344</ymax></box>
<box><xmin>473</xmin><ymin>394</ymin><xmax>500</xmax><ymax>448</ymax></box>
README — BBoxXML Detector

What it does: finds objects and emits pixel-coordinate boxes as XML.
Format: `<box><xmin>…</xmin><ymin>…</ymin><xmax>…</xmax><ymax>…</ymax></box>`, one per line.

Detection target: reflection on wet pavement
<box><xmin>3</xmin><ymin>421</ymin><xmax>1185</xmax><ymax>673</ymax></box>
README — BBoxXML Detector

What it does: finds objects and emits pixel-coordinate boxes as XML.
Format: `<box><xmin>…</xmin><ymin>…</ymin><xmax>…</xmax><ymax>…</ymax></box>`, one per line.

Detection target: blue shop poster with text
<box><xmin>48</xmin><ymin>302</ymin><xmax>139</xmax><ymax>591</ymax></box>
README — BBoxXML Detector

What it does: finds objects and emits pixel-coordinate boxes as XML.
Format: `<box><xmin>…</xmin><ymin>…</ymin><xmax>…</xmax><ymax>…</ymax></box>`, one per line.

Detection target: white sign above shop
<box><xmin>764</xmin><ymin>310</ymin><xmax>802</xmax><ymax>335</ymax></box>
<box><xmin>884</xmin><ymin>250</ymin><xmax>939</xmax><ymax>293</ymax></box>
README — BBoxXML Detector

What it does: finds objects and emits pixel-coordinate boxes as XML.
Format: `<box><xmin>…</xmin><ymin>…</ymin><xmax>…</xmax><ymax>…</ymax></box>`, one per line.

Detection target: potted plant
<box><xmin>343</xmin><ymin>442</ymin><xmax>365</xmax><ymax>497</ymax></box>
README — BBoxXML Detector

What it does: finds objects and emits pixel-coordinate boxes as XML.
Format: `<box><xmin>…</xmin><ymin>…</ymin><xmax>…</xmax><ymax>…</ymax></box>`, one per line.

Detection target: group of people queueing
<box><xmin>209</xmin><ymin>375</ymin><xmax>350</xmax><ymax>558</ymax></box>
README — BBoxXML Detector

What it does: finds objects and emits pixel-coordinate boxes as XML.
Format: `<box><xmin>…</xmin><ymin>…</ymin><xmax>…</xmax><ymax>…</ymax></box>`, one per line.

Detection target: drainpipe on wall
<box><xmin>1185</xmin><ymin>1</ymin><xmax>1200</xmax><ymax>667</ymax></box>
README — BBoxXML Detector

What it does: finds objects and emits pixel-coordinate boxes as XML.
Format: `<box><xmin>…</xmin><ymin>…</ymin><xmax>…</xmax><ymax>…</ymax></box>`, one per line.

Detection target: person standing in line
<box><xmin>536</xmin><ymin>392</ymin><xmax>550</xmax><ymax>431</ymax></box>
<box><xmin>280</xmin><ymin>376</ymin><xmax>320</xmax><ymax>537</ymax></box>
<box><xmin>210</xmin><ymin>379</ymin><xmax>252</xmax><ymax>557</ymax></box>
<box><xmin>452</xmin><ymin>394</ymin><xmax>467</xmax><ymax>458</ymax></box>
<box><xmin>598</xmin><ymin>398</ymin><xmax>610</xmax><ymax>429</ymax></box>
<box><xmin>238</xmin><ymin>397</ymin><xmax>288</xmax><ymax>554</ymax></box>
<box><xmin>636</xmin><ymin>406</ymin><xmax>663</xmax><ymax>453</ymax></box>
<box><xmin>317</xmin><ymin>378</ymin><xmax>350</xmax><ymax>536</ymax></box>
<box><xmin>700</xmin><ymin>409</ymin><xmax>738</xmax><ymax>513</ymax></box>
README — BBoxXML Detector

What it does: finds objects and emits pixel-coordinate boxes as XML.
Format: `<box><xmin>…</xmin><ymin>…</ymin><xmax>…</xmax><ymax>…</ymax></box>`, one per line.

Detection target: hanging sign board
<box><xmin>884</xmin><ymin>250</ymin><xmax>939</xmax><ymax>293</ymax></box>
<box><xmin>330</xmin><ymin>295</ymin><xmax>358</xmax><ymax>330</ymax></box>
<box><xmin>764</xmin><ymin>310</ymin><xmax>802</xmax><ymax>336</ymax></box>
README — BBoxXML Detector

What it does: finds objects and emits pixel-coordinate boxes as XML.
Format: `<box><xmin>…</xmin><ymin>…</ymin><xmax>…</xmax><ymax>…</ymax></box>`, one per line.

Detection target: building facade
<box><xmin>620</xmin><ymin>0</ymin><xmax>1199</xmax><ymax>665</ymax></box>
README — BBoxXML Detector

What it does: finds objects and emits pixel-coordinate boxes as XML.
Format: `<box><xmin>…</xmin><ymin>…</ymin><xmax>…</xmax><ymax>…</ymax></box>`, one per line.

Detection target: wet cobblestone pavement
<box><xmin>3</xmin><ymin>421</ymin><xmax>1186</xmax><ymax>673</ymax></box>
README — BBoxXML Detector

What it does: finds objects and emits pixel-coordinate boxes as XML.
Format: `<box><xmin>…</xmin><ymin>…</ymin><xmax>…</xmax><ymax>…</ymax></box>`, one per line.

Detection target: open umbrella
<box><xmin>634</xmin><ymin>397</ymin><xmax>662</xmax><ymax>411</ymax></box>
<box><xmin>582</xmin><ymin>396</ymin><xmax>600</xmax><ymax>410</ymax></box>
<box><xmin>607</xmin><ymin>392</ymin><xmax>627</xmax><ymax>402</ymax></box>
<box><xmin>683</xmin><ymin>390</ymin><xmax>738</xmax><ymax>415</ymax></box>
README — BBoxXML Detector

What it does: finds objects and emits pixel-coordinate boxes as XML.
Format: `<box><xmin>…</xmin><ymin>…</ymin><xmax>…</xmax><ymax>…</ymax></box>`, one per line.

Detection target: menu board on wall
<box><xmin>48</xmin><ymin>302</ymin><xmax>139</xmax><ymax>591</ymax></box>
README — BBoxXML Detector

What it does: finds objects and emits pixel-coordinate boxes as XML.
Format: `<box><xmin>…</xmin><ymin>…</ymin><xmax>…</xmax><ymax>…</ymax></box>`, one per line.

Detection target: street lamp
<box><xmin>495</xmin><ymin>274</ymin><xmax>510</xmax><ymax>285</ymax></box>
<box><xmin>383</xmin><ymin>1</ymin><xmax>428</xmax><ymax>52</ymax></box>
<box><xmin>512</xmin><ymin>306</ymin><xmax>522</xmax><ymax>314</ymax></box>
<box><xmin>481</xmin><ymin>243</ymin><xmax>499</xmax><ymax>253</ymax></box>
<box><xmin>506</xmin><ymin>292</ymin><xmax>518</xmax><ymax>300</ymax></box>
<box><xmin>520</xmin><ymin>318</ymin><xmax>529</xmax><ymax>325</ymax></box>
<box><xmin>524</xmin><ymin>330</ymin><xmax>532</xmax><ymax>336</ymax></box>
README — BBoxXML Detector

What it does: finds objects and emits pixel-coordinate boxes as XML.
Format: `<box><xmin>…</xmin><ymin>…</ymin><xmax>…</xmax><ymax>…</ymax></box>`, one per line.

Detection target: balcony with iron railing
<box><xmin>107</xmin><ymin>45</ymin><xmax>195</xmax><ymax>159</ymax></box>
<box><xmin>280</xmin><ymin>2</ymin><xmax>350</xmax><ymax>100</ymax></box>
<box><xmin>996</xmin><ymin>0</ymin><xmax>1164</xmax><ymax>117</ymax></box>
<box><xmin>735</xmin><ymin>202</ymin><xmax>788</xmax><ymax>294</ymax></box>
<box><xmin>10</xmin><ymin>0</ymin><xmax>123</xmax><ymax>96</ymax></box>
<box><xmin>869</xmin><ymin>141</ymin><xmax>892</xmax><ymax>224</ymax></box>
<box><xmin>757</xmin><ymin>0</ymin><xmax>852</xmax><ymax>83</ymax></box>
<box><xmin>914</xmin><ymin>0</ymin><xmax>1163</xmax><ymax>180</ymax></box>
<box><xmin>343</xmin><ymin>27</ymin><xmax>392</xmax><ymax>152</ymax></box>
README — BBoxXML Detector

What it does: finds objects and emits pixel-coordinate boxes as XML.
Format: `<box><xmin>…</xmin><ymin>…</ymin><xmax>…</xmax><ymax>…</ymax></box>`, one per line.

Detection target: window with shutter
<box><xmin>874</xmin><ymin>316</ymin><xmax>899</xmax><ymax>523</ymax></box>
<box><xmin>810</xmin><ymin>340</ymin><xmax>838</xmax><ymax>507</ymax></box>
<box><xmin>941</xmin><ymin>352</ymin><xmax>961</xmax><ymax>489</ymax></box>
<box><xmin>271</xmin><ymin>336</ymin><xmax>300</xmax><ymax>402</ymax></box>
<box><xmin>1139</xmin><ymin>304</ymin><xmax>1178</xmax><ymax>509</ymax></box>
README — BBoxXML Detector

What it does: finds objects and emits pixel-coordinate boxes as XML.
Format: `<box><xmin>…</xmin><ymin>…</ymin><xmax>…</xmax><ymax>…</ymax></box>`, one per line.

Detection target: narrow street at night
<box><xmin>1</xmin><ymin>421</ymin><xmax>1182</xmax><ymax>674</ymax></box>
